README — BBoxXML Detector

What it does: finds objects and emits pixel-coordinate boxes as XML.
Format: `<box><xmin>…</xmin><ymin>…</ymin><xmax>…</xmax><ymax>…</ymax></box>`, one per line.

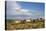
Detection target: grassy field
<box><xmin>5</xmin><ymin>19</ymin><xmax>45</xmax><ymax>30</ymax></box>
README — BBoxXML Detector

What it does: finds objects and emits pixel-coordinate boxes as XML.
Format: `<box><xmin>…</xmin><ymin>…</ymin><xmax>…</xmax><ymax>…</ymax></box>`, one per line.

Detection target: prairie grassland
<box><xmin>5</xmin><ymin>19</ymin><xmax>45</xmax><ymax>30</ymax></box>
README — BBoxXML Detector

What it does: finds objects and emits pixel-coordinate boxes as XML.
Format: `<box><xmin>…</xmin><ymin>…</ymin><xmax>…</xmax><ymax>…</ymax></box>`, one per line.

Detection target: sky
<box><xmin>6</xmin><ymin>1</ymin><xmax>45</xmax><ymax>19</ymax></box>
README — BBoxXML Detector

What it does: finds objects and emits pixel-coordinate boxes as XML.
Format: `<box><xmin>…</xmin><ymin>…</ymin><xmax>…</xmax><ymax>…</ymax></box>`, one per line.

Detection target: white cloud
<box><xmin>15</xmin><ymin>9</ymin><xmax>31</xmax><ymax>15</ymax></box>
<box><xmin>7</xmin><ymin>1</ymin><xmax>32</xmax><ymax>15</ymax></box>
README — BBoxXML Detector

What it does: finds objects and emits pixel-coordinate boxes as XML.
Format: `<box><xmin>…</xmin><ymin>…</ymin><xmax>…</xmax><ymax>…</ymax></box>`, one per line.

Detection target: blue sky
<box><xmin>6</xmin><ymin>1</ymin><xmax>45</xmax><ymax>19</ymax></box>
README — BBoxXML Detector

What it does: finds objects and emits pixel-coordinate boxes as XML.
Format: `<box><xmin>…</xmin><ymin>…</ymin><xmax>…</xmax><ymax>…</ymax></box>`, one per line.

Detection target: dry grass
<box><xmin>6</xmin><ymin>20</ymin><xmax>45</xmax><ymax>30</ymax></box>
